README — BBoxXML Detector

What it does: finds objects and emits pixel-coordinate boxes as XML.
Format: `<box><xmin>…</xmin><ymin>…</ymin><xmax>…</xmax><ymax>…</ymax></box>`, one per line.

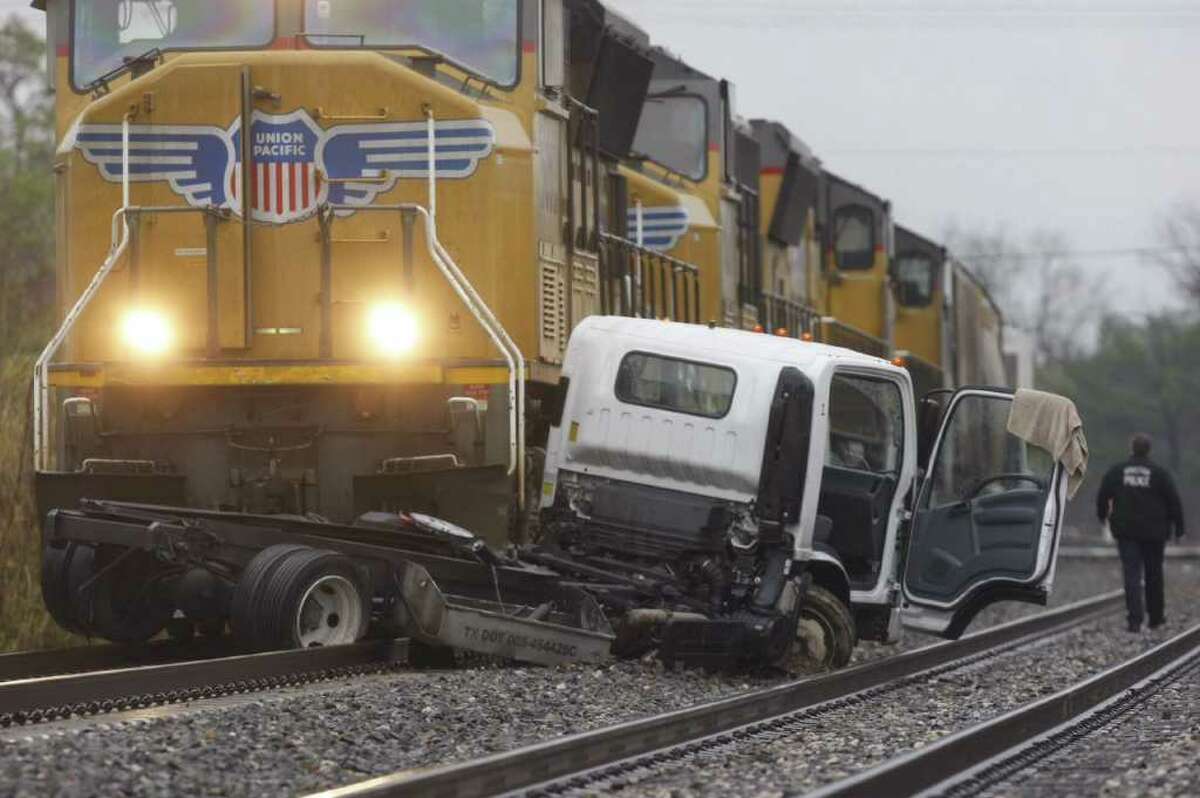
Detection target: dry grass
<box><xmin>0</xmin><ymin>354</ymin><xmax>74</xmax><ymax>652</ymax></box>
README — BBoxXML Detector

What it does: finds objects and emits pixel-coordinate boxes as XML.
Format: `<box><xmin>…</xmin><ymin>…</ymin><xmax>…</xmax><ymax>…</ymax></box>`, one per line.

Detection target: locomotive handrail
<box><xmin>34</xmin><ymin>209</ymin><xmax>130</xmax><ymax>470</ymax></box>
<box><xmin>761</xmin><ymin>292</ymin><xmax>822</xmax><ymax>337</ymax></box>
<box><xmin>327</xmin><ymin>202</ymin><xmax>526</xmax><ymax>502</ymax></box>
<box><xmin>35</xmin><ymin>203</ymin><xmax>225</xmax><ymax>471</ymax></box>
<box><xmin>598</xmin><ymin>232</ymin><xmax>701</xmax><ymax>323</ymax></box>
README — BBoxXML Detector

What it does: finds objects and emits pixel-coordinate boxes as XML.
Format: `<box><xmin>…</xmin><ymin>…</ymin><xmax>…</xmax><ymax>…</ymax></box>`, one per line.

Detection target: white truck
<box><xmin>535</xmin><ymin>317</ymin><xmax>1078</xmax><ymax>671</ymax></box>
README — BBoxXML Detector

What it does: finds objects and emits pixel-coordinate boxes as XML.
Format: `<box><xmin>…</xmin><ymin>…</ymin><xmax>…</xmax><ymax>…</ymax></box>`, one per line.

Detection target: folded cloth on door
<box><xmin>1006</xmin><ymin>388</ymin><xmax>1089</xmax><ymax>498</ymax></box>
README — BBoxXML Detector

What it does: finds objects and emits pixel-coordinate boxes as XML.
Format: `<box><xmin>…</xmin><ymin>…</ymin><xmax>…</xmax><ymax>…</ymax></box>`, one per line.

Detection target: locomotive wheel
<box><xmin>85</xmin><ymin>546</ymin><xmax>174</xmax><ymax>644</ymax></box>
<box><xmin>783</xmin><ymin>585</ymin><xmax>857</xmax><ymax>674</ymax></box>
<box><xmin>41</xmin><ymin>542</ymin><xmax>95</xmax><ymax>635</ymax></box>
<box><xmin>233</xmin><ymin>546</ymin><xmax>369</xmax><ymax>651</ymax></box>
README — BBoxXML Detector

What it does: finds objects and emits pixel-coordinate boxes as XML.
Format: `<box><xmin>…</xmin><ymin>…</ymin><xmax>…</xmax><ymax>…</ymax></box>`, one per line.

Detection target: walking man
<box><xmin>1096</xmin><ymin>434</ymin><xmax>1185</xmax><ymax>632</ymax></box>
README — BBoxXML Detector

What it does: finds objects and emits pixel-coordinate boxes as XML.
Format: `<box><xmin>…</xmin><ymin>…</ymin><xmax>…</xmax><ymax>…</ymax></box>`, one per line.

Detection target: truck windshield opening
<box><xmin>615</xmin><ymin>352</ymin><xmax>736</xmax><ymax>419</ymax></box>
<box><xmin>303</xmin><ymin>0</ymin><xmax>521</xmax><ymax>87</ymax></box>
<box><xmin>72</xmin><ymin>0</ymin><xmax>275</xmax><ymax>89</ymax></box>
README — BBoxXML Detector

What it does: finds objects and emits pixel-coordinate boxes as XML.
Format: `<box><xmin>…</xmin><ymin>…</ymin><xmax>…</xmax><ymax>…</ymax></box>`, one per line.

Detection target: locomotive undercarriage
<box><xmin>39</xmin><ymin>381</ymin><xmax>522</xmax><ymax>545</ymax></box>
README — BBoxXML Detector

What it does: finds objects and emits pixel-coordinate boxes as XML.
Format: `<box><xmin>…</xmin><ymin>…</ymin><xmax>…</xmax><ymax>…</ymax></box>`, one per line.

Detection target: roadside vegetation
<box><xmin>0</xmin><ymin>16</ymin><xmax>70</xmax><ymax>652</ymax></box>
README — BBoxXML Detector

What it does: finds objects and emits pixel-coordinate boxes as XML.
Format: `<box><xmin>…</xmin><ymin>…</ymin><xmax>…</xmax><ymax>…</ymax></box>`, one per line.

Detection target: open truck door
<box><xmin>900</xmin><ymin>388</ymin><xmax>1070</xmax><ymax>639</ymax></box>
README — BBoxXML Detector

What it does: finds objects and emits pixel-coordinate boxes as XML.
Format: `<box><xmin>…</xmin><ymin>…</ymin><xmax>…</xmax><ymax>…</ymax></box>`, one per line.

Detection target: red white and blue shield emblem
<box><xmin>74</xmin><ymin>108</ymin><xmax>496</xmax><ymax>226</ymax></box>
<box><xmin>230</xmin><ymin>110</ymin><xmax>325</xmax><ymax>225</ymax></box>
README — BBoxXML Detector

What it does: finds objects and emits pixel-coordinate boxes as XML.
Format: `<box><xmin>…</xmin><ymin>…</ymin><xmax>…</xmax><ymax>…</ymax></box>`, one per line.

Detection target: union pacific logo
<box><xmin>74</xmin><ymin>108</ymin><xmax>496</xmax><ymax>225</ymax></box>
<box><xmin>626</xmin><ymin>206</ymin><xmax>690</xmax><ymax>252</ymax></box>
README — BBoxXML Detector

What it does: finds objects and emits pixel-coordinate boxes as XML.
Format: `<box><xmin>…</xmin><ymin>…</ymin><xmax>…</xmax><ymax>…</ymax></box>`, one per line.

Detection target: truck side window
<box><xmin>928</xmin><ymin>396</ymin><xmax>1055</xmax><ymax>508</ymax></box>
<box><xmin>614</xmin><ymin>352</ymin><xmax>737</xmax><ymax>419</ymax></box>
<box><xmin>826</xmin><ymin>375</ymin><xmax>903</xmax><ymax>474</ymax></box>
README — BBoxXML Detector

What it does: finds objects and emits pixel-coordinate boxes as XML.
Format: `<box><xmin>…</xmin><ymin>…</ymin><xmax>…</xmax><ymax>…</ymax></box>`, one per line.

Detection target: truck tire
<box><xmin>41</xmin><ymin>543</ymin><xmax>94</xmax><ymax>635</ymax></box>
<box><xmin>84</xmin><ymin>546</ymin><xmax>174</xmax><ymax>644</ymax></box>
<box><xmin>234</xmin><ymin>546</ymin><xmax>370</xmax><ymax>651</ymax></box>
<box><xmin>231</xmin><ymin>544</ymin><xmax>309</xmax><ymax>647</ymax></box>
<box><xmin>784</xmin><ymin>585</ymin><xmax>857</xmax><ymax>674</ymax></box>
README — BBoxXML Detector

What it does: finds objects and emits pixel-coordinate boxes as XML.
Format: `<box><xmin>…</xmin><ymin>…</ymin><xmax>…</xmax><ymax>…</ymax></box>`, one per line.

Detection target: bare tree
<box><xmin>944</xmin><ymin>224</ymin><xmax>1104</xmax><ymax>366</ymax></box>
<box><xmin>1153</xmin><ymin>200</ymin><xmax>1200</xmax><ymax>303</ymax></box>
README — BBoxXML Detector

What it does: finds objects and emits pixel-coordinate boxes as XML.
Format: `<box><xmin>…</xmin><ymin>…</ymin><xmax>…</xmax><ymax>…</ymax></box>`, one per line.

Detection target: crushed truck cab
<box><xmin>536</xmin><ymin>317</ymin><xmax>1079</xmax><ymax>670</ymax></box>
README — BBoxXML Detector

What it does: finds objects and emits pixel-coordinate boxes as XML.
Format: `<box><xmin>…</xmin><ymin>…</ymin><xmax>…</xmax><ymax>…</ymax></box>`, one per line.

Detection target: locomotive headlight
<box><xmin>367</xmin><ymin>302</ymin><xmax>419</xmax><ymax>357</ymax></box>
<box><xmin>120</xmin><ymin>308</ymin><xmax>173</xmax><ymax>358</ymax></box>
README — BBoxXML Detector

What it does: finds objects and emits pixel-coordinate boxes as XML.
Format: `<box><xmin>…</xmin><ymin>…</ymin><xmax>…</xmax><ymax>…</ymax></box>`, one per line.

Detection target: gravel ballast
<box><xmin>973</xmin><ymin>645</ymin><xmax>1200</xmax><ymax>798</ymax></box>
<box><xmin>0</xmin><ymin>557</ymin><xmax>1181</xmax><ymax>797</ymax></box>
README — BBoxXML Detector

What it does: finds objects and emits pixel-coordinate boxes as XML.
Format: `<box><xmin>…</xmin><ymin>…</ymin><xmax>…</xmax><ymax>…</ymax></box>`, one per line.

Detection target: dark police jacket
<box><xmin>1096</xmin><ymin>456</ymin><xmax>1186</xmax><ymax>542</ymax></box>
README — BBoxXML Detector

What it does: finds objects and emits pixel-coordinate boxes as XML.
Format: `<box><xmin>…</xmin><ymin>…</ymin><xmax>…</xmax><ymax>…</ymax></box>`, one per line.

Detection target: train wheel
<box><xmin>40</xmin><ymin>543</ymin><xmax>94</xmax><ymax>635</ymax></box>
<box><xmin>234</xmin><ymin>547</ymin><xmax>369</xmax><ymax>651</ymax></box>
<box><xmin>783</xmin><ymin>585</ymin><xmax>857</xmax><ymax>674</ymax></box>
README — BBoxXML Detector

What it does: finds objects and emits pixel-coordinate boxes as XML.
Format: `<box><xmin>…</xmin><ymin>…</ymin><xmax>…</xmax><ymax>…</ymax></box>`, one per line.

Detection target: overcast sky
<box><xmin>606</xmin><ymin>0</ymin><xmax>1200</xmax><ymax>314</ymax></box>
<box><xmin>5</xmin><ymin>0</ymin><xmax>1199</xmax><ymax>313</ymax></box>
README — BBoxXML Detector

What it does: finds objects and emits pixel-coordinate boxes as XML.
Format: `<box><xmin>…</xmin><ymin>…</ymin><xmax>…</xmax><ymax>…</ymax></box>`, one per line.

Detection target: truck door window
<box><xmin>826</xmin><ymin>375</ymin><xmax>903</xmax><ymax>474</ymax></box>
<box><xmin>928</xmin><ymin>396</ymin><xmax>1055</xmax><ymax>508</ymax></box>
<box><xmin>614</xmin><ymin>352</ymin><xmax>736</xmax><ymax>419</ymax></box>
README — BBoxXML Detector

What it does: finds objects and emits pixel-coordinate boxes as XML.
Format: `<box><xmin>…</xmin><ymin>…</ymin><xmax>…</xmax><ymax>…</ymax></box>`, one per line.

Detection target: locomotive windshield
<box><xmin>632</xmin><ymin>94</ymin><xmax>708</xmax><ymax>181</ymax></box>
<box><xmin>894</xmin><ymin>253</ymin><xmax>937</xmax><ymax>307</ymax></box>
<box><xmin>303</xmin><ymin>0</ymin><xmax>521</xmax><ymax>87</ymax></box>
<box><xmin>72</xmin><ymin>0</ymin><xmax>275</xmax><ymax>88</ymax></box>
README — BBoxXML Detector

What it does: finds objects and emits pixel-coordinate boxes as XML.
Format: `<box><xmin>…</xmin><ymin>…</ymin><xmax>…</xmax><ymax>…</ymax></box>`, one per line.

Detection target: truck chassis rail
<box><xmin>45</xmin><ymin>502</ymin><xmax>613</xmax><ymax>667</ymax></box>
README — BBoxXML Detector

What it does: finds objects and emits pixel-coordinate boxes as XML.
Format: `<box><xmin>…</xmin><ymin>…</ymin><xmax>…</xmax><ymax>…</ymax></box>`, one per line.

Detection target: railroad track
<box><xmin>0</xmin><ymin>639</ymin><xmax>409</xmax><ymax>728</ymax></box>
<box><xmin>311</xmin><ymin>591</ymin><xmax>1123</xmax><ymax>798</ymax></box>
<box><xmin>812</xmin><ymin>620</ymin><xmax>1200</xmax><ymax>798</ymax></box>
<box><xmin>0</xmin><ymin>637</ymin><xmax>244</xmax><ymax>683</ymax></box>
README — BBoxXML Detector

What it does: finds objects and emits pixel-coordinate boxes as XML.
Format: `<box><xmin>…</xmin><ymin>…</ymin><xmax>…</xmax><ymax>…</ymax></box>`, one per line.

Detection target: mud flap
<box><xmin>395</xmin><ymin>562</ymin><xmax>614</xmax><ymax>666</ymax></box>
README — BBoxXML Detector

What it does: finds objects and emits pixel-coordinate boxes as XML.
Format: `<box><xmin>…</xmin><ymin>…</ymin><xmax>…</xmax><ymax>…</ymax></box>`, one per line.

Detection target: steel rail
<box><xmin>0</xmin><ymin>638</ymin><xmax>244</xmax><ymax>683</ymax></box>
<box><xmin>811</xmin><ymin>621</ymin><xmax>1200</xmax><ymax>798</ymax></box>
<box><xmin>311</xmin><ymin>591</ymin><xmax>1123</xmax><ymax>798</ymax></box>
<box><xmin>0</xmin><ymin>639</ymin><xmax>408</xmax><ymax>727</ymax></box>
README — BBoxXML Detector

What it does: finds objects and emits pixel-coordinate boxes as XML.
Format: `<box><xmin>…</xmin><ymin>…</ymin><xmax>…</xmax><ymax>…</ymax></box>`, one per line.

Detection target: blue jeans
<box><xmin>1116</xmin><ymin>538</ymin><xmax>1166</xmax><ymax>629</ymax></box>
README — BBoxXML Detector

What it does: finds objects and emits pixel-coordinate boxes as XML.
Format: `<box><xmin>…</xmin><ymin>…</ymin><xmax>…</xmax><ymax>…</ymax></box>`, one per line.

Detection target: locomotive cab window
<box><xmin>303</xmin><ymin>0</ymin><xmax>521</xmax><ymax>88</ymax></box>
<box><xmin>833</xmin><ymin>205</ymin><xmax>876</xmax><ymax>271</ymax></box>
<box><xmin>894</xmin><ymin>253</ymin><xmax>937</xmax><ymax>307</ymax></box>
<box><xmin>631</xmin><ymin>94</ymin><xmax>709</xmax><ymax>182</ymax></box>
<box><xmin>614</xmin><ymin>352</ymin><xmax>736</xmax><ymax>419</ymax></box>
<box><xmin>71</xmin><ymin>0</ymin><xmax>276</xmax><ymax>89</ymax></box>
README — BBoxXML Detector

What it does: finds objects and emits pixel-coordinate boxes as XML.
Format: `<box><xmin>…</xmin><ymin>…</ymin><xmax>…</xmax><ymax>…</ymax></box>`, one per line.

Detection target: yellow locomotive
<box><xmin>33</xmin><ymin>0</ymin><xmax>1008</xmax><ymax>548</ymax></box>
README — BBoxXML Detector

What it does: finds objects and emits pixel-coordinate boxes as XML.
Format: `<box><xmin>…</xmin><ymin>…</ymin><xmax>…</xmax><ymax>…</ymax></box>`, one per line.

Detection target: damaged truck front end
<box><xmin>531</xmin><ymin>322</ymin><xmax>855</xmax><ymax>672</ymax></box>
<box><xmin>532</xmin><ymin>467</ymin><xmax>822</xmax><ymax>670</ymax></box>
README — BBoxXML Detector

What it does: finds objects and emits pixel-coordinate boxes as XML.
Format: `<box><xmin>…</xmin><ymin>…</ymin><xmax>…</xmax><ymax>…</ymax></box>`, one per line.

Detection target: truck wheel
<box><xmin>784</xmin><ymin>585</ymin><xmax>856</xmax><ymax>674</ymax></box>
<box><xmin>231</xmin><ymin>544</ymin><xmax>309</xmax><ymax>647</ymax></box>
<box><xmin>85</xmin><ymin>547</ymin><xmax>174</xmax><ymax>644</ymax></box>
<box><xmin>234</xmin><ymin>547</ymin><xmax>369</xmax><ymax>651</ymax></box>
<box><xmin>41</xmin><ymin>543</ymin><xmax>94</xmax><ymax>635</ymax></box>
